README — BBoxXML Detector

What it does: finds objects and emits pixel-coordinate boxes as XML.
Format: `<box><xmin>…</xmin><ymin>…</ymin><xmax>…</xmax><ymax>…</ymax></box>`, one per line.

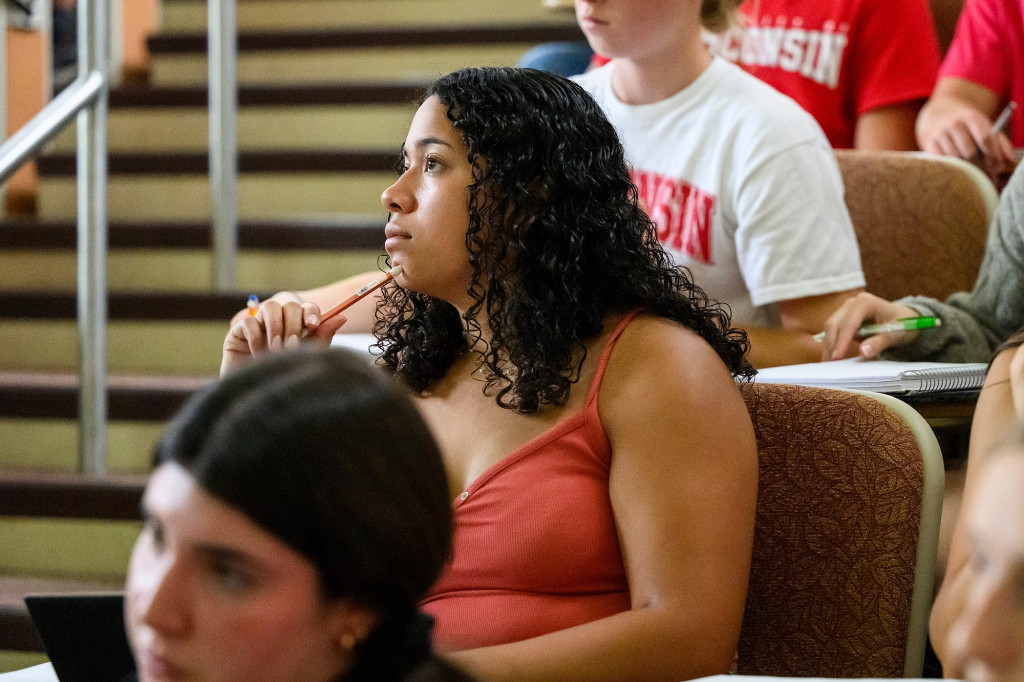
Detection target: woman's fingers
<box><xmin>820</xmin><ymin>293</ymin><xmax>918</xmax><ymax>361</ymax></box>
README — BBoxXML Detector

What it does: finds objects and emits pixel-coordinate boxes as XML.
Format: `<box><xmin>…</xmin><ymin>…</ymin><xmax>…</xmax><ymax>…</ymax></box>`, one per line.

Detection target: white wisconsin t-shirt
<box><xmin>573</xmin><ymin>58</ymin><xmax>865</xmax><ymax>327</ymax></box>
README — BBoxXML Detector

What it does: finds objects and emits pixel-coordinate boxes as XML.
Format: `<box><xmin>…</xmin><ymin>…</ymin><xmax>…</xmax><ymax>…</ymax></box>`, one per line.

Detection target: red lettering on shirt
<box><xmin>706</xmin><ymin>21</ymin><xmax>850</xmax><ymax>89</ymax></box>
<box><xmin>631</xmin><ymin>169</ymin><xmax>715</xmax><ymax>265</ymax></box>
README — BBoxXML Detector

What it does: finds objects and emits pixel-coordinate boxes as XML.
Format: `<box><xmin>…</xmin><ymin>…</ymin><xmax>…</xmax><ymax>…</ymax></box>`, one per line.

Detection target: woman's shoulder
<box><xmin>707</xmin><ymin>58</ymin><xmax>831</xmax><ymax>150</ymax></box>
<box><xmin>603</xmin><ymin>313</ymin><xmax>741</xmax><ymax>394</ymax></box>
<box><xmin>596</xmin><ymin>312</ymin><xmax>756</xmax><ymax>466</ymax></box>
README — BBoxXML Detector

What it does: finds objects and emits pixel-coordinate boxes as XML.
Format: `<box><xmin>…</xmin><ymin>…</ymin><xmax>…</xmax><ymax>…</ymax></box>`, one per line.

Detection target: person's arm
<box><xmin>846</xmin><ymin>0</ymin><xmax>938</xmax><ymax>152</ymax></box>
<box><xmin>221</xmin><ymin>271</ymin><xmax>383</xmax><ymax>375</ymax></box>
<box><xmin>730</xmin><ymin>130</ymin><xmax>865</xmax><ymax>368</ymax></box>
<box><xmin>854</xmin><ymin>102</ymin><xmax>923</xmax><ymax>151</ymax></box>
<box><xmin>916</xmin><ymin>77</ymin><xmax>1017</xmax><ymax>170</ymax></box>
<box><xmin>822</xmin><ymin>162</ymin><xmax>1024</xmax><ymax>363</ymax></box>
<box><xmin>930</xmin><ymin>347</ymin><xmax>1020</xmax><ymax>667</ymax></box>
<box><xmin>744</xmin><ymin>288</ymin><xmax>862</xmax><ymax>368</ymax></box>
<box><xmin>446</xmin><ymin>317</ymin><xmax>758</xmax><ymax>682</ymax></box>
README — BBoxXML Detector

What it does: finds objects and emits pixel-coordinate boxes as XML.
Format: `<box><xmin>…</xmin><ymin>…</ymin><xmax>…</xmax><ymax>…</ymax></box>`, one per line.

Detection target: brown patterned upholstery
<box><xmin>836</xmin><ymin>150</ymin><xmax>995</xmax><ymax>303</ymax></box>
<box><xmin>737</xmin><ymin>382</ymin><xmax>930</xmax><ymax>677</ymax></box>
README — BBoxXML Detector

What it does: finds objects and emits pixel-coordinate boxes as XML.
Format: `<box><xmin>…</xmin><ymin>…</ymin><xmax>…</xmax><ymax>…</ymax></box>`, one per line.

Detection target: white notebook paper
<box><xmin>753</xmin><ymin>358</ymin><xmax>988</xmax><ymax>394</ymax></box>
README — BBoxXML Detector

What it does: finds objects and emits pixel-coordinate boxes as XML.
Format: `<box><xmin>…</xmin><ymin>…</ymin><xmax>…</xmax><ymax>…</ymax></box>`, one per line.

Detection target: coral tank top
<box><xmin>421</xmin><ymin>312</ymin><xmax>639</xmax><ymax>651</ymax></box>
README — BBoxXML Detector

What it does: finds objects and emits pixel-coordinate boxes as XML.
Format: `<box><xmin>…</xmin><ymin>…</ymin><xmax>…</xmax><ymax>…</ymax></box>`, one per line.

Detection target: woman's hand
<box><xmin>221</xmin><ymin>293</ymin><xmax>350</xmax><ymax>376</ymax></box>
<box><xmin>916</xmin><ymin>80</ymin><xmax>1019</xmax><ymax>184</ymax></box>
<box><xmin>819</xmin><ymin>292</ymin><xmax>919</xmax><ymax>361</ymax></box>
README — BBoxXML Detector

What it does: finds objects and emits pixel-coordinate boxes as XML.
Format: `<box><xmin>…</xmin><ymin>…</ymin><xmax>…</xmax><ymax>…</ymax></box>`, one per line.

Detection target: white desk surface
<box><xmin>0</xmin><ymin>664</ymin><xmax>56</xmax><ymax>682</ymax></box>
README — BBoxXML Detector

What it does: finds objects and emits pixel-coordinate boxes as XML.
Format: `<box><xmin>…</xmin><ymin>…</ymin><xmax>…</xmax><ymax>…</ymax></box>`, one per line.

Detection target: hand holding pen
<box><xmin>222</xmin><ymin>266</ymin><xmax>401</xmax><ymax>376</ymax></box>
<box><xmin>972</xmin><ymin>101</ymin><xmax>1017</xmax><ymax>172</ymax></box>
<box><xmin>817</xmin><ymin>292</ymin><xmax>938</xmax><ymax>362</ymax></box>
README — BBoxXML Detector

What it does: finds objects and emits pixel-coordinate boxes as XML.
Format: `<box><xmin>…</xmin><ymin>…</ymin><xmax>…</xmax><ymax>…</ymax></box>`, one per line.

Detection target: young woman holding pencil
<box><xmin>223</xmin><ymin>66</ymin><xmax>758</xmax><ymax>682</ymax></box>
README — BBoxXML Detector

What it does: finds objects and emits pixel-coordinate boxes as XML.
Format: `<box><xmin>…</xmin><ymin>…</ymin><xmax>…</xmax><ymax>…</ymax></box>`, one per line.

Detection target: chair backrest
<box><xmin>835</xmin><ymin>150</ymin><xmax>997</xmax><ymax>303</ymax></box>
<box><xmin>736</xmin><ymin>382</ymin><xmax>945</xmax><ymax>678</ymax></box>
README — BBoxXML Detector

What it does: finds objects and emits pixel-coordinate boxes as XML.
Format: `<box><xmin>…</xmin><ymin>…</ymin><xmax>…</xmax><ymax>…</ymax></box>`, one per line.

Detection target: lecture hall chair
<box><xmin>835</xmin><ymin>150</ymin><xmax>998</xmax><ymax>303</ymax></box>
<box><xmin>736</xmin><ymin>382</ymin><xmax>944</xmax><ymax>678</ymax></box>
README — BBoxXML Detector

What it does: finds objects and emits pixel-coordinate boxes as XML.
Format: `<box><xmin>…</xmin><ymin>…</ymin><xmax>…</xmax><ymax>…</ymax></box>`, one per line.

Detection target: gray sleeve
<box><xmin>882</xmin><ymin>163</ymin><xmax>1024</xmax><ymax>363</ymax></box>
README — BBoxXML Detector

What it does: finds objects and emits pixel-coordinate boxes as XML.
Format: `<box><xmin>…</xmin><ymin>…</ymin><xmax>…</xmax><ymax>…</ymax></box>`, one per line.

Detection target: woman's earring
<box><xmin>339</xmin><ymin>632</ymin><xmax>357</xmax><ymax>651</ymax></box>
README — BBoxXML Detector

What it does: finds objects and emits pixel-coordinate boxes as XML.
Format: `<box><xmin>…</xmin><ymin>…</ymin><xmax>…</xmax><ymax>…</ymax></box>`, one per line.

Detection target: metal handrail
<box><xmin>0</xmin><ymin>0</ymin><xmax>109</xmax><ymax>475</ymax></box>
<box><xmin>0</xmin><ymin>72</ymin><xmax>104</xmax><ymax>184</ymax></box>
<box><xmin>209</xmin><ymin>0</ymin><xmax>238</xmax><ymax>291</ymax></box>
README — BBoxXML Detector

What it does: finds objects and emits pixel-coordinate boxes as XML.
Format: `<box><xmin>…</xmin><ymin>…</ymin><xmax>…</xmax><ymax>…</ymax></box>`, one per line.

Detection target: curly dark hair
<box><xmin>374</xmin><ymin>66</ymin><xmax>752</xmax><ymax>412</ymax></box>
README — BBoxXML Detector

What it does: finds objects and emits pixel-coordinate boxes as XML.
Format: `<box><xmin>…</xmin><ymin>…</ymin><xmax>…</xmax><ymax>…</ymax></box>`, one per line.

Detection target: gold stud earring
<box><xmin>339</xmin><ymin>632</ymin><xmax>357</xmax><ymax>651</ymax></box>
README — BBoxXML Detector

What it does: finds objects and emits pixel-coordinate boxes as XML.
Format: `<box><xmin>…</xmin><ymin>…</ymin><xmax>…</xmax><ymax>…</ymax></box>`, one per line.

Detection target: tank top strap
<box><xmin>584</xmin><ymin>309</ymin><xmax>643</xmax><ymax>406</ymax></box>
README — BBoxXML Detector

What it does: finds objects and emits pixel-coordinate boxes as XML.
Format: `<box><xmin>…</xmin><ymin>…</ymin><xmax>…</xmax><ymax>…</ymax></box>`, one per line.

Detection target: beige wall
<box><xmin>5</xmin><ymin>27</ymin><xmax>46</xmax><ymax>213</ymax></box>
<box><xmin>123</xmin><ymin>0</ymin><xmax>160</xmax><ymax>81</ymax></box>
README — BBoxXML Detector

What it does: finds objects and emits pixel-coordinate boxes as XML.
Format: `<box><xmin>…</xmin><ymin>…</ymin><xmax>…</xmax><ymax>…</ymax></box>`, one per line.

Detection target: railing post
<box><xmin>77</xmin><ymin>0</ymin><xmax>109</xmax><ymax>475</ymax></box>
<box><xmin>209</xmin><ymin>0</ymin><xmax>238</xmax><ymax>291</ymax></box>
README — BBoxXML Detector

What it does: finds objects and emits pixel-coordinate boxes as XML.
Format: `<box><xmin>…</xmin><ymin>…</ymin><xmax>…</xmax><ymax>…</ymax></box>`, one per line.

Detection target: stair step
<box><xmin>0</xmin><ymin>472</ymin><xmax>145</xmax><ymax>520</ymax></box>
<box><xmin>0</xmin><ymin>515</ymin><xmax>140</xmax><ymax>583</ymax></box>
<box><xmin>0</xmin><ymin>217</ymin><xmax>385</xmax><ymax>251</ymax></box>
<box><xmin>147</xmin><ymin>24</ymin><xmax>584</xmax><ymax>86</ymax></box>
<box><xmin>0</xmin><ymin>248</ymin><xmax>381</xmax><ymax>293</ymax></box>
<box><xmin>151</xmin><ymin>44</ymin><xmax>540</xmax><ymax>86</ymax></box>
<box><xmin>0</xmin><ymin>291</ymin><xmax>242</xmax><ymax>375</ymax></box>
<box><xmin>109</xmin><ymin>82</ymin><xmax>427</xmax><ymax>107</ymax></box>
<box><xmin>38</xmin><ymin>150</ymin><xmax>395</xmax><ymax>176</ymax></box>
<box><xmin>0</xmin><ymin>418</ymin><xmax>163</xmax><ymax>474</ymax></box>
<box><xmin>0</xmin><ymin>291</ymin><xmax>260</xmax><ymax>320</ymax></box>
<box><xmin>36</xmin><ymin>151</ymin><xmax>396</xmax><ymax>221</ymax></box>
<box><xmin>0</xmin><ymin>574</ymin><xmax>126</xmax><ymax>653</ymax></box>
<box><xmin>0</xmin><ymin>474</ymin><xmax>146</xmax><ymax>604</ymax></box>
<box><xmin>161</xmin><ymin>0</ymin><xmax>575</xmax><ymax>34</ymax></box>
<box><xmin>0</xmin><ymin>217</ymin><xmax>384</xmax><ymax>292</ymax></box>
<box><xmin>0</xmin><ymin>373</ymin><xmax>205</xmax><ymax>472</ymax></box>
<box><xmin>49</xmin><ymin>83</ymin><xmax>422</xmax><ymax>153</ymax></box>
<box><xmin>37</xmin><ymin>175</ymin><xmax>392</xmax><ymax>221</ymax></box>
<box><xmin>0</xmin><ymin>372</ymin><xmax>210</xmax><ymax>421</ymax></box>
<box><xmin>149</xmin><ymin>24</ymin><xmax>584</xmax><ymax>54</ymax></box>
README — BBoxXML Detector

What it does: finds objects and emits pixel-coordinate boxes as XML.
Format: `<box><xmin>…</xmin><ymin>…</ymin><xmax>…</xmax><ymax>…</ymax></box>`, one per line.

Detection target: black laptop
<box><xmin>23</xmin><ymin>593</ymin><xmax>136</xmax><ymax>682</ymax></box>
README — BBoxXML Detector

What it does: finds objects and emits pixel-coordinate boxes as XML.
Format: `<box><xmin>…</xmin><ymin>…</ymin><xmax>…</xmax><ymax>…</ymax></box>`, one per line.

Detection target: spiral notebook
<box><xmin>753</xmin><ymin>358</ymin><xmax>988</xmax><ymax>394</ymax></box>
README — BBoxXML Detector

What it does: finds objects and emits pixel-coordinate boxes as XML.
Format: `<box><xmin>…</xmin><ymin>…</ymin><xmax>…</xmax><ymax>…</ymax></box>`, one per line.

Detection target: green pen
<box><xmin>813</xmin><ymin>316</ymin><xmax>941</xmax><ymax>342</ymax></box>
<box><xmin>857</xmin><ymin>315</ymin><xmax>942</xmax><ymax>336</ymax></box>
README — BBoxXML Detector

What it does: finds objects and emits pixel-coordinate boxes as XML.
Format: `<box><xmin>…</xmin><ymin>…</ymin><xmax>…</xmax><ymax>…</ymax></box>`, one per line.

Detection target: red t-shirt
<box><xmin>708</xmin><ymin>0</ymin><xmax>941</xmax><ymax>148</ymax></box>
<box><xmin>940</xmin><ymin>0</ymin><xmax>1024</xmax><ymax>146</ymax></box>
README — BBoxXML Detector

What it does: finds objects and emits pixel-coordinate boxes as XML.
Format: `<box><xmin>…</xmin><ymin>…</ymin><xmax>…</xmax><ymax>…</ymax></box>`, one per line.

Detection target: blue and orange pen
<box><xmin>247</xmin><ymin>294</ymin><xmax>259</xmax><ymax>317</ymax></box>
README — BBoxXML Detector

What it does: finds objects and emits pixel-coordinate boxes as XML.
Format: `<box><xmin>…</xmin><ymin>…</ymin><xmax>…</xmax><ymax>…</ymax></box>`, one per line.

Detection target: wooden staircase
<box><xmin>0</xmin><ymin>0</ymin><xmax>582</xmax><ymax>669</ymax></box>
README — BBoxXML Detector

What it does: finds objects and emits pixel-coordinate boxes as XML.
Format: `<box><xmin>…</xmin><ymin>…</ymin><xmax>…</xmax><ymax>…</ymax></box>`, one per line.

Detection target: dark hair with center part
<box><xmin>153</xmin><ymin>347</ymin><xmax>457</xmax><ymax>682</ymax></box>
<box><xmin>374</xmin><ymin>66</ymin><xmax>752</xmax><ymax>412</ymax></box>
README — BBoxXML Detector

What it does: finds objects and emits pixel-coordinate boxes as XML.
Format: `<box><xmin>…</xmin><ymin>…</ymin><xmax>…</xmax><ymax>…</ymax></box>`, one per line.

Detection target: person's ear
<box><xmin>327</xmin><ymin>600</ymin><xmax>379</xmax><ymax>654</ymax></box>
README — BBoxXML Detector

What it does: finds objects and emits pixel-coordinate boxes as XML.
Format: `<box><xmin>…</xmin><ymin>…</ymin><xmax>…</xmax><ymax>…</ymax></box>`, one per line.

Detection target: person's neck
<box><xmin>610</xmin><ymin>41</ymin><xmax>713</xmax><ymax>105</ymax></box>
<box><xmin>457</xmin><ymin>307</ymin><xmax>492</xmax><ymax>354</ymax></box>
